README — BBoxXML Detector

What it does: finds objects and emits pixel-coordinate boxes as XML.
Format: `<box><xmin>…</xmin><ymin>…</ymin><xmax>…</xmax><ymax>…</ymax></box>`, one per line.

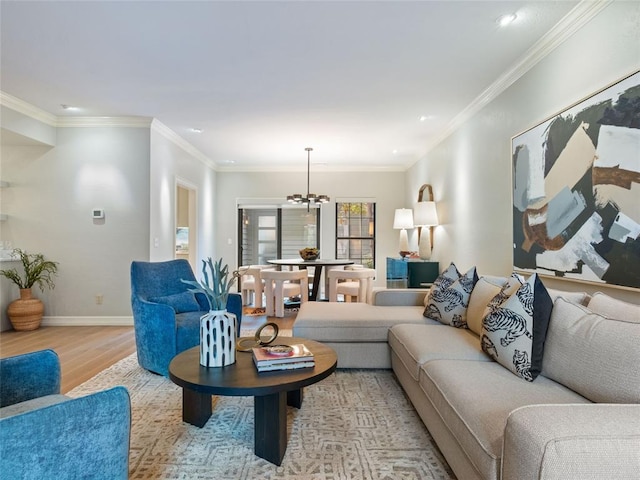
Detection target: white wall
<box><xmin>149</xmin><ymin>124</ymin><xmax>218</xmax><ymax>270</ymax></box>
<box><xmin>407</xmin><ymin>0</ymin><xmax>640</xmax><ymax>304</ymax></box>
<box><xmin>215</xmin><ymin>169</ymin><xmax>407</xmax><ymax>287</ymax></box>
<box><xmin>1</xmin><ymin>122</ymin><xmax>151</xmax><ymax>329</ymax></box>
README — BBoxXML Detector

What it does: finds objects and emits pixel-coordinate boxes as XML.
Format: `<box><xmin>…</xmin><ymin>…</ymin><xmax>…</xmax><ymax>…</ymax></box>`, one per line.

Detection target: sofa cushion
<box><xmin>481</xmin><ymin>274</ymin><xmax>552</xmax><ymax>381</ymax></box>
<box><xmin>587</xmin><ymin>292</ymin><xmax>640</xmax><ymax>322</ymax></box>
<box><xmin>542</xmin><ymin>297</ymin><xmax>640</xmax><ymax>403</ymax></box>
<box><xmin>419</xmin><ymin>359</ymin><xmax>589</xmax><ymax>480</ymax></box>
<box><xmin>546</xmin><ymin>288</ymin><xmax>589</xmax><ymax>306</ymax></box>
<box><xmin>388</xmin><ymin>324</ymin><xmax>489</xmax><ymax>381</ymax></box>
<box><xmin>149</xmin><ymin>291</ymin><xmax>200</xmax><ymax>313</ymax></box>
<box><xmin>293</xmin><ymin>302</ymin><xmax>438</xmax><ymax>343</ymax></box>
<box><xmin>425</xmin><ymin>263</ymin><xmax>478</xmax><ymax>328</ymax></box>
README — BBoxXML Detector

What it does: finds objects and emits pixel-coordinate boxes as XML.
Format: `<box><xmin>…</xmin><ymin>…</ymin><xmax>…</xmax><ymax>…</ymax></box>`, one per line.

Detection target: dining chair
<box><xmin>262</xmin><ymin>269</ymin><xmax>309</xmax><ymax>317</ymax></box>
<box><xmin>328</xmin><ymin>267</ymin><xmax>376</xmax><ymax>304</ymax></box>
<box><xmin>238</xmin><ymin>265</ymin><xmax>275</xmax><ymax>308</ymax></box>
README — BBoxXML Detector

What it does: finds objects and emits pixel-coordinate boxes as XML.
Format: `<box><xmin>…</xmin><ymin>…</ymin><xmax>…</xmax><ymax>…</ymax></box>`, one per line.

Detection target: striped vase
<box><xmin>199</xmin><ymin>309</ymin><xmax>237</xmax><ymax>367</ymax></box>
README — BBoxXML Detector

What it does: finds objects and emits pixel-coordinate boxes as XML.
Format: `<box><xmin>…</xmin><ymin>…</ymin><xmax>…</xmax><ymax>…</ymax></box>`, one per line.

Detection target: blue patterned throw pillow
<box><xmin>480</xmin><ymin>274</ymin><xmax>552</xmax><ymax>381</ymax></box>
<box><xmin>424</xmin><ymin>263</ymin><xmax>478</xmax><ymax>328</ymax></box>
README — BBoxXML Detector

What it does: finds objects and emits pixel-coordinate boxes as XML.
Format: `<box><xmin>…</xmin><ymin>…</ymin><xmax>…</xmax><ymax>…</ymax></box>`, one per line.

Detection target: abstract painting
<box><xmin>512</xmin><ymin>70</ymin><xmax>640</xmax><ymax>290</ymax></box>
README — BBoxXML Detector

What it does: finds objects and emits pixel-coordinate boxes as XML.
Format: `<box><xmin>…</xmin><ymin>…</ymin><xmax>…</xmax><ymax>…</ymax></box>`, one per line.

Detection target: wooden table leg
<box><xmin>287</xmin><ymin>388</ymin><xmax>303</xmax><ymax>408</ymax></box>
<box><xmin>310</xmin><ymin>266</ymin><xmax>323</xmax><ymax>301</ymax></box>
<box><xmin>254</xmin><ymin>392</ymin><xmax>287</xmax><ymax>465</ymax></box>
<box><xmin>182</xmin><ymin>388</ymin><xmax>212</xmax><ymax>428</ymax></box>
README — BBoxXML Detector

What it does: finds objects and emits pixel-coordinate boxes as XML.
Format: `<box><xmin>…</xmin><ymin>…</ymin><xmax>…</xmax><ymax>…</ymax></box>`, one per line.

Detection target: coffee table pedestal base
<box><xmin>183</xmin><ymin>388</ymin><xmax>212</xmax><ymax>428</ymax></box>
<box><xmin>180</xmin><ymin>387</ymin><xmax>304</xmax><ymax>466</ymax></box>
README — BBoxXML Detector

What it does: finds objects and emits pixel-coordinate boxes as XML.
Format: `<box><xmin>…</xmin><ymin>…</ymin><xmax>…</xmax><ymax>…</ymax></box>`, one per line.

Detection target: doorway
<box><xmin>175</xmin><ymin>183</ymin><xmax>197</xmax><ymax>271</ymax></box>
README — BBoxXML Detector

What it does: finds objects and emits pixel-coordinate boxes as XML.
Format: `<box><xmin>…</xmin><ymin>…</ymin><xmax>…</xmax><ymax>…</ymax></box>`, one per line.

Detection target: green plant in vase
<box><xmin>181</xmin><ymin>257</ymin><xmax>238</xmax><ymax>367</ymax></box>
<box><xmin>0</xmin><ymin>249</ymin><xmax>59</xmax><ymax>331</ymax></box>
<box><xmin>181</xmin><ymin>257</ymin><xmax>236</xmax><ymax>311</ymax></box>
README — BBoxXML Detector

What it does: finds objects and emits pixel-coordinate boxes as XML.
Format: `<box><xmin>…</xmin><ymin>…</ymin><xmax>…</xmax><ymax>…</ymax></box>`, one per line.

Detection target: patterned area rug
<box><xmin>68</xmin><ymin>354</ymin><xmax>455</xmax><ymax>480</ymax></box>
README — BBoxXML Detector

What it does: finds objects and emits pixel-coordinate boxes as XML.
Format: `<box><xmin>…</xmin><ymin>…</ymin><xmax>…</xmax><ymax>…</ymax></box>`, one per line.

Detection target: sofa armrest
<box><xmin>0</xmin><ymin>349</ymin><xmax>60</xmax><ymax>407</ymax></box>
<box><xmin>0</xmin><ymin>386</ymin><xmax>131</xmax><ymax>479</ymax></box>
<box><xmin>502</xmin><ymin>404</ymin><xmax>640</xmax><ymax>480</ymax></box>
<box><xmin>371</xmin><ymin>288</ymin><xmax>430</xmax><ymax>306</ymax></box>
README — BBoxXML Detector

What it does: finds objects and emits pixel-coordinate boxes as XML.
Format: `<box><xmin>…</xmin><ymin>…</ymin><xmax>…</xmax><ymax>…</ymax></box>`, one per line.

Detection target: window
<box><xmin>336</xmin><ymin>202</ymin><xmax>375</xmax><ymax>268</ymax></box>
<box><xmin>238</xmin><ymin>206</ymin><xmax>320</xmax><ymax>266</ymax></box>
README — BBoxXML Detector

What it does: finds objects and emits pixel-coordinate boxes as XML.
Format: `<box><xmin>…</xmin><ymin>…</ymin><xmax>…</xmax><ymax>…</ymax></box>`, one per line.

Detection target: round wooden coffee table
<box><xmin>169</xmin><ymin>337</ymin><xmax>337</xmax><ymax>466</ymax></box>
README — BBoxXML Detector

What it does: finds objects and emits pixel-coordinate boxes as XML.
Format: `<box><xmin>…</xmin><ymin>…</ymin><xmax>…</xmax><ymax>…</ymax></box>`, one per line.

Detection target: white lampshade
<box><xmin>413</xmin><ymin>201</ymin><xmax>438</xmax><ymax>226</ymax></box>
<box><xmin>393</xmin><ymin>208</ymin><xmax>414</xmax><ymax>229</ymax></box>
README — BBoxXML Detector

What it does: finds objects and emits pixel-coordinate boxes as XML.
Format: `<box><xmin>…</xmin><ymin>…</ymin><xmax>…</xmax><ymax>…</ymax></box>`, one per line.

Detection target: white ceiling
<box><xmin>0</xmin><ymin>0</ymin><xmax>581</xmax><ymax>171</ymax></box>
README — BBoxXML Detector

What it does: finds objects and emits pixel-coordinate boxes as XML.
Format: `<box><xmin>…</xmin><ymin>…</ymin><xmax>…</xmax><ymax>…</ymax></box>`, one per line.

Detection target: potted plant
<box><xmin>182</xmin><ymin>257</ymin><xmax>238</xmax><ymax>367</ymax></box>
<box><xmin>0</xmin><ymin>248</ymin><xmax>59</xmax><ymax>331</ymax></box>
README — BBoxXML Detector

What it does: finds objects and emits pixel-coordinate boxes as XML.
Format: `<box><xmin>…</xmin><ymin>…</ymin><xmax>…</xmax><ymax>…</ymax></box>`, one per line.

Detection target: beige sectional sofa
<box><xmin>293</xmin><ymin>278</ymin><xmax>640</xmax><ymax>480</ymax></box>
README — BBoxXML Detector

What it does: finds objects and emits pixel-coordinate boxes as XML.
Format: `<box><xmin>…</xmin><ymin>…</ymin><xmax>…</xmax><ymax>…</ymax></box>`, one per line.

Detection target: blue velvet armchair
<box><xmin>0</xmin><ymin>349</ymin><xmax>131</xmax><ymax>479</ymax></box>
<box><xmin>130</xmin><ymin>259</ymin><xmax>242</xmax><ymax>376</ymax></box>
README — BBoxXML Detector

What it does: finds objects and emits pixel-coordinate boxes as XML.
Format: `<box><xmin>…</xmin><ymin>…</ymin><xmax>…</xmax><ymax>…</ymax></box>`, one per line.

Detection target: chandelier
<box><xmin>286</xmin><ymin>147</ymin><xmax>330</xmax><ymax>206</ymax></box>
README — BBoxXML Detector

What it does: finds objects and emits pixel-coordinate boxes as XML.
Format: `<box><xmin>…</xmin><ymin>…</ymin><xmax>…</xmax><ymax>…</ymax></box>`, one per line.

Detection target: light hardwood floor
<box><xmin>0</xmin><ymin>310</ymin><xmax>296</xmax><ymax>394</ymax></box>
<box><xmin>0</xmin><ymin>326</ymin><xmax>136</xmax><ymax>393</ymax></box>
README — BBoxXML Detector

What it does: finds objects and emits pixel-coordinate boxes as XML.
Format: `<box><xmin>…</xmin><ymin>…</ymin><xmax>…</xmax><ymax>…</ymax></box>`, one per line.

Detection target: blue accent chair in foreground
<box><xmin>0</xmin><ymin>349</ymin><xmax>131</xmax><ymax>479</ymax></box>
<box><xmin>130</xmin><ymin>259</ymin><xmax>243</xmax><ymax>376</ymax></box>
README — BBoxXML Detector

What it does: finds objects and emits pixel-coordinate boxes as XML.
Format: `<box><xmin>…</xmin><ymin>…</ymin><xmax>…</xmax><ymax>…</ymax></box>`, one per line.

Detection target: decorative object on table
<box><xmin>0</xmin><ymin>248</ymin><xmax>58</xmax><ymax>331</ymax></box>
<box><xmin>182</xmin><ymin>257</ymin><xmax>238</xmax><ymax>367</ymax></box>
<box><xmin>286</xmin><ymin>147</ymin><xmax>330</xmax><ymax>211</ymax></box>
<box><xmin>414</xmin><ymin>184</ymin><xmax>439</xmax><ymax>260</ymax></box>
<box><xmin>236</xmin><ymin>321</ymin><xmax>280</xmax><ymax>352</ymax></box>
<box><xmin>512</xmin><ymin>70</ymin><xmax>640</xmax><ymax>290</ymax></box>
<box><xmin>252</xmin><ymin>343</ymin><xmax>315</xmax><ymax>372</ymax></box>
<box><xmin>393</xmin><ymin>208</ymin><xmax>414</xmax><ymax>258</ymax></box>
<box><xmin>299</xmin><ymin>247</ymin><xmax>319</xmax><ymax>260</ymax></box>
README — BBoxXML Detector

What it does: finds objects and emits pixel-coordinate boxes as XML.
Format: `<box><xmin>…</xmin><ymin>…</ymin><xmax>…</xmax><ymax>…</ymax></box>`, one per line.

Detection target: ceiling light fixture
<box><xmin>287</xmin><ymin>147</ymin><xmax>329</xmax><ymax>210</ymax></box>
<box><xmin>60</xmin><ymin>104</ymin><xmax>79</xmax><ymax>111</ymax></box>
<box><xmin>190</xmin><ymin>128</ymin><xmax>203</xmax><ymax>133</ymax></box>
<box><xmin>497</xmin><ymin>13</ymin><xmax>517</xmax><ymax>27</ymax></box>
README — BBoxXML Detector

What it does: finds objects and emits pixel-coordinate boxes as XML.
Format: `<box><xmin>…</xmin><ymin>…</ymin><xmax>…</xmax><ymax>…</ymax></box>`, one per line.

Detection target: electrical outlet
<box><xmin>95</xmin><ymin>294</ymin><xmax>103</xmax><ymax>305</ymax></box>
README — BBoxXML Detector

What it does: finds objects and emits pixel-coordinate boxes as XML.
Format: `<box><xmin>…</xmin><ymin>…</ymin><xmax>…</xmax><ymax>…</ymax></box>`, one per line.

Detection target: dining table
<box><xmin>267</xmin><ymin>258</ymin><xmax>354</xmax><ymax>301</ymax></box>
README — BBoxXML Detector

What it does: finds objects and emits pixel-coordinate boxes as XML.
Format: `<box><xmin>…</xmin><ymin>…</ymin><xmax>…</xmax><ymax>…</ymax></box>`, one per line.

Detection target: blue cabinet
<box><xmin>387</xmin><ymin>258</ymin><xmax>439</xmax><ymax>288</ymax></box>
<box><xmin>407</xmin><ymin>261</ymin><xmax>439</xmax><ymax>288</ymax></box>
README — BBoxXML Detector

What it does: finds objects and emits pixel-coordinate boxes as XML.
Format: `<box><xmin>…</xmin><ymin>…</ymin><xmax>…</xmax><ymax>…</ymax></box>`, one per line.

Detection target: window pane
<box><xmin>335</xmin><ymin>202</ymin><xmax>375</xmax><ymax>268</ymax></box>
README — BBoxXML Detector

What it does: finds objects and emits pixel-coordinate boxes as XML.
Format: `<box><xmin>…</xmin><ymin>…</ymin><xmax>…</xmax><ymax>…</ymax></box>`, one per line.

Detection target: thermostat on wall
<box><xmin>92</xmin><ymin>208</ymin><xmax>105</xmax><ymax>219</ymax></box>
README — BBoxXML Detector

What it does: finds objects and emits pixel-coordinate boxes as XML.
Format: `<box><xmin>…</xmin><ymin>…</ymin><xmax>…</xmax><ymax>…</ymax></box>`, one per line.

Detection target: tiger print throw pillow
<box><xmin>424</xmin><ymin>262</ymin><xmax>478</xmax><ymax>328</ymax></box>
<box><xmin>480</xmin><ymin>273</ymin><xmax>552</xmax><ymax>382</ymax></box>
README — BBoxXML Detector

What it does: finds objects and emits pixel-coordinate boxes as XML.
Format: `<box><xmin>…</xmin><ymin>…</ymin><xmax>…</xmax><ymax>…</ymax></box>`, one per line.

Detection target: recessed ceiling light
<box><xmin>190</xmin><ymin>128</ymin><xmax>203</xmax><ymax>133</ymax></box>
<box><xmin>392</xmin><ymin>149</ymin><xmax>399</xmax><ymax>155</ymax></box>
<box><xmin>419</xmin><ymin>115</ymin><xmax>435</xmax><ymax>122</ymax></box>
<box><xmin>497</xmin><ymin>13</ymin><xmax>517</xmax><ymax>27</ymax></box>
<box><xmin>60</xmin><ymin>104</ymin><xmax>79</xmax><ymax>111</ymax></box>
<box><xmin>222</xmin><ymin>159</ymin><xmax>235</xmax><ymax>164</ymax></box>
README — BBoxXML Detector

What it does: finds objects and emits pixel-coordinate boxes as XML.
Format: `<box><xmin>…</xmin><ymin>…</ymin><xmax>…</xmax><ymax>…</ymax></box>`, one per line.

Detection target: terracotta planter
<box><xmin>7</xmin><ymin>288</ymin><xmax>44</xmax><ymax>331</ymax></box>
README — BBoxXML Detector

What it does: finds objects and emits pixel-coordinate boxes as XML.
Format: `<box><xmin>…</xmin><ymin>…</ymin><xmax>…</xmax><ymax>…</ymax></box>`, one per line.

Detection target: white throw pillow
<box><xmin>481</xmin><ymin>274</ymin><xmax>553</xmax><ymax>382</ymax></box>
<box><xmin>424</xmin><ymin>263</ymin><xmax>478</xmax><ymax>328</ymax></box>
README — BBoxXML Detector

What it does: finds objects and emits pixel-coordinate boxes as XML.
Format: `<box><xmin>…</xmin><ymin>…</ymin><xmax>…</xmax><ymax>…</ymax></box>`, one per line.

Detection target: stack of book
<box><xmin>252</xmin><ymin>344</ymin><xmax>315</xmax><ymax>372</ymax></box>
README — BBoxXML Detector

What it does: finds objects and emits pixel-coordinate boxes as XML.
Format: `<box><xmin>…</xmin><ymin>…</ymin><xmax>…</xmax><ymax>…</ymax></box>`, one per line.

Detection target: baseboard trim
<box><xmin>42</xmin><ymin>316</ymin><xmax>134</xmax><ymax>327</ymax></box>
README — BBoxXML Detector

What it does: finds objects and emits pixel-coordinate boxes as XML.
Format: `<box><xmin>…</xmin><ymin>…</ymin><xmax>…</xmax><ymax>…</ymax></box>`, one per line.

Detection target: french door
<box><xmin>238</xmin><ymin>206</ymin><xmax>320</xmax><ymax>267</ymax></box>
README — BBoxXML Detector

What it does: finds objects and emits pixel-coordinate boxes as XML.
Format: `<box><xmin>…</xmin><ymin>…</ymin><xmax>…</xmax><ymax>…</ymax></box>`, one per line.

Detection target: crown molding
<box><xmin>0</xmin><ymin>91</ymin><xmax>58</xmax><ymax>126</ymax></box>
<box><xmin>420</xmin><ymin>0</ymin><xmax>613</xmax><ymax>159</ymax></box>
<box><xmin>150</xmin><ymin>119</ymin><xmax>217</xmax><ymax>170</ymax></box>
<box><xmin>56</xmin><ymin>116</ymin><xmax>152</xmax><ymax>128</ymax></box>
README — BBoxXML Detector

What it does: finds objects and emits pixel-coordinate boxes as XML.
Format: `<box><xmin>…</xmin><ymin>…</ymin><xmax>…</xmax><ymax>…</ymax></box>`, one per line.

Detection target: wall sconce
<box><xmin>393</xmin><ymin>208</ymin><xmax>414</xmax><ymax>258</ymax></box>
<box><xmin>414</xmin><ymin>184</ymin><xmax>439</xmax><ymax>260</ymax></box>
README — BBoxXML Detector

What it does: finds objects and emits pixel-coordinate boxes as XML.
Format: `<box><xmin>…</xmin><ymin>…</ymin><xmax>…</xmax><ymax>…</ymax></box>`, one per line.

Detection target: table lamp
<box><xmin>393</xmin><ymin>208</ymin><xmax>414</xmax><ymax>258</ymax></box>
<box><xmin>413</xmin><ymin>201</ymin><xmax>438</xmax><ymax>260</ymax></box>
